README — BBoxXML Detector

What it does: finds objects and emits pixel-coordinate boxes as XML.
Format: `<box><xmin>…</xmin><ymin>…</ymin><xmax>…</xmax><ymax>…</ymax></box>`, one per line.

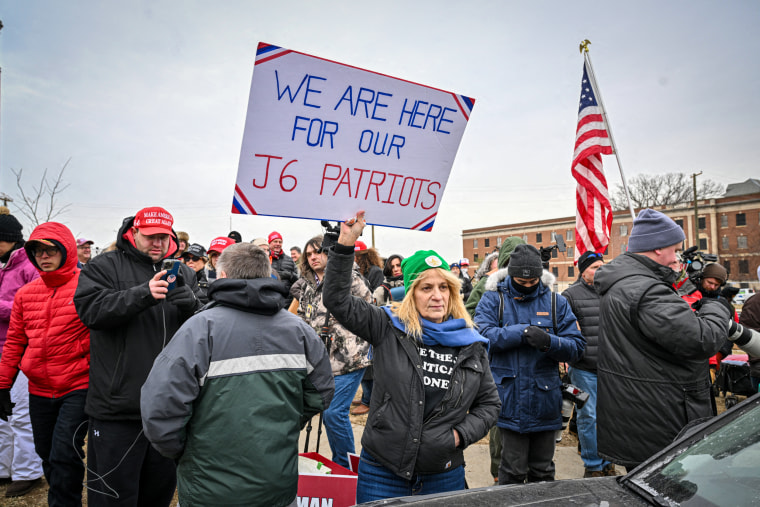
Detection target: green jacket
<box><xmin>141</xmin><ymin>278</ymin><xmax>334</xmax><ymax>507</ymax></box>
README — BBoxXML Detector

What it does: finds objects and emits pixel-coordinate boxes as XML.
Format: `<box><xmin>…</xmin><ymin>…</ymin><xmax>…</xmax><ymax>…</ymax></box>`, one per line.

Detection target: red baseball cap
<box><xmin>268</xmin><ymin>231</ymin><xmax>282</xmax><ymax>243</ymax></box>
<box><xmin>208</xmin><ymin>236</ymin><xmax>235</xmax><ymax>254</ymax></box>
<box><xmin>77</xmin><ymin>238</ymin><xmax>94</xmax><ymax>247</ymax></box>
<box><xmin>354</xmin><ymin>241</ymin><xmax>367</xmax><ymax>251</ymax></box>
<box><xmin>133</xmin><ymin>207</ymin><xmax>173</xmax><ymax>235</ymax></box>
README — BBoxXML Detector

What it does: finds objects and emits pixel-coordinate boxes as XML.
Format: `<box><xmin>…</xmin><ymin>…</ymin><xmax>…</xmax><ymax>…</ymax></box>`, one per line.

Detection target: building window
<box><xmin>484</xmin><ymin>238</ymin><xmax>490</xmax><ymax>248</ymax></box>
<box><xmin>737</xmin><ymin>213</ymin><xmax>746</xmax><ymax>226</ymax></box>
<box><xmin>621</xmin><ymin>243</ymin><xmax>627</xmax><ymax>254</ymax></box>
<box><xmin>474</xmin><ymin>253</ymin><xmax>479</xmax><ymax>262</ymax></box>
<box><xmin>552</xmin><ymin>267</ymin><xmax>559</xmax><ymax>278</ymax></box>
<box><xmin>568</xmin><ymin>266</ymin><xmax>575</xmax><ymax>278</ymax></box>
<box><xmin>536</xmin><ymin>232</ymin><xmax>543</xmax><ymax>243</ymax></box>
<box><xmin>568</xmin><ymin>246</ymin><xmax>574</xmax><ymax>258</ymax></box>
<box><xmin>738</xmin><ymin>236</ymin><xmax>748</xmax><ymax>249</ymax></box>
<box><xmin>566</xmin><ymin>229</ymin><xmax>574</xmax><ymax>241</ymax></box>
<box><xmin>522</xmin><ymin>234</ymin><xmax>528</xmax><ymax>243</ymax></box>
<box><xmin>721</xmin><ymin>215</ymin><xmax>728</xmax><ymax>228</ymax></box>
<box><xmin>699</xmin><ymin>238</ymin><xmax>707</xmax><ymax>250</ymax></box>
<box><xmin>497</xmin><ymin>237</ymin><xmax>502</xmax><ymax>246</ymax></box>
<box><xmin>675</xmin><ymin>219</ymin><xmax>684</xmax><ymax>229</ymax></box>
<box><xmin>620</xmin><ymin>225</ymin><xmax>628</xmax><ymax>236</ymax></box>
<box><xmin>698</xmin><ymin>217</ymin><xmax>706</xmax><ymax>230</ymax></box>
<box><xmin>551</xmin><ymin>248</ymin><xmax>558</xmax><ymax>259</ymax></box>
<box><xmin>604</xmin><ymin>246</ymin><xmax>609</xmax><ymax>255</ymax></box>
<box><xmin>739</xmin><ymin>259</ymin><xmax>749</xmax><ymax>274</ymax></box>
<box><xmin>722</xmin><ymin>236</ymin><xmax>729</xmax><ymax>250</ymax></box>
<box><xmin>724</xmin><ymin>261</ymin><xmax>731</xmax><ymax>274</ymax></box>
<box><xmin>473</xmin><ymin>239</ymin><xmax>478</xmax><ymax>249</ymax></box>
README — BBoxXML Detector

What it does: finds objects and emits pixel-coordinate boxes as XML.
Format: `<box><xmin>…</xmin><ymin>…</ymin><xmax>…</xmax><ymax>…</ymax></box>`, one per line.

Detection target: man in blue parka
<box><xmin>474</xmin><ymin>244</ymin><xmax>585</xmax><ymax>485</ymax></box>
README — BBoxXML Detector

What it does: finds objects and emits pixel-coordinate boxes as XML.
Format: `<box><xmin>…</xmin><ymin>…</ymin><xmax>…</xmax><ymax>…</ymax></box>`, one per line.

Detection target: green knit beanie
<box><xmin>401</xmin><ymin>250</ymin><xmax>450</xmax><ymax>288</ymax></box>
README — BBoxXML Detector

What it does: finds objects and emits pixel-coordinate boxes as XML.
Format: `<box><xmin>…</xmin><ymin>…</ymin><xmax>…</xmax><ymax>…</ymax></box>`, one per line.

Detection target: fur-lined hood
<box><xmin>484</xmin><ymin>267</ymin><xmax>557</xmax><ymax>292</ymax></box>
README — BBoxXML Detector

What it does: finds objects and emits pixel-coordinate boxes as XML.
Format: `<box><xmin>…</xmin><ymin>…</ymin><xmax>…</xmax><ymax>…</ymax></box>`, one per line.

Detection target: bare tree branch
<box><xmin>611</xmin><ymin>172</ymin><xmax>724</xmax><ymax>210</ymax></box>
<box><xmin>11</xmin><ymin>158</ymin><xmax>72</xmax><ymax>227</ymax></box>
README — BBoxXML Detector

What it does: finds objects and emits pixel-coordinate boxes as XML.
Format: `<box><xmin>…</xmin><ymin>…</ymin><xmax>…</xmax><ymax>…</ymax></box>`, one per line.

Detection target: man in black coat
<box><xmin>562</xmin><ymin>251</ymin><xmax>617</xmax><ymax>478</ymax></box>
<box><xmin>74</xmin><ymin>207</ymin><xmax>202</xmax><ymax>507</ymax></box>
<box><xmin>594</xmin><ymin>209</ymin><xmax>730</xmax><ymax>470</ymax></box>
<box><xmin>268</xmin><ymin>231</ymin><xmax>297</xmax><ymax>296</ymax></box>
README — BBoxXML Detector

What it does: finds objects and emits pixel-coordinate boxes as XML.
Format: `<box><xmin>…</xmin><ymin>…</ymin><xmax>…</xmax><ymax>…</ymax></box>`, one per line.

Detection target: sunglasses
<box><xmin>183</xmin><ymin>255</ymin><xmax>202</xmax><ymax>262</ymax></box>
<box><xmin>34</xmin><ymin>246</ymin><xmax>60</xmax><ymax>258</ymax></box>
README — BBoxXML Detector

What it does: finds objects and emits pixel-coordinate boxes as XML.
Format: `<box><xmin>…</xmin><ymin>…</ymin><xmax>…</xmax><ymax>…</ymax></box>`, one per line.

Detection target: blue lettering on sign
<box><xmin>334</xmin><ymin>86</ymin><xmax>392</xmax><ymax>121</ymax></box>
<box><xmin>292</xmin><ymin>116</ymin><xmax>338</xmax><ymax>148</ymax></box>
<box><xmin>275</xmin><ymin>71</ymin><xmax>325</xmax><ymax>108</ymax></box>
<box><xmin>357</xmin><ymin>130</ymin><xmax>405</xmax><ymax>158</ymax></box>
<box><xmin>398</xmin><ymin>98</ymin><xmax>455</xmax><ymax>134</ymax></box>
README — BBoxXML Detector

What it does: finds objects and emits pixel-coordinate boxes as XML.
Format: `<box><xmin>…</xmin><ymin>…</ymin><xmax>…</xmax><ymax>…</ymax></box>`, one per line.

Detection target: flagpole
<box><xmin>579</xmin><ymin>40</ymin><xmax>636</xmax><ymax>221</ymax></box>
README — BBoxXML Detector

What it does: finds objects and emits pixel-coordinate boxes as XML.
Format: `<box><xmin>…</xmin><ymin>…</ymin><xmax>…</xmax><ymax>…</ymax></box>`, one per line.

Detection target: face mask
<box><xmin>511</xmin><ymin>277</ymin><xmax>538</xmax><ymax>295</ymax></box>
<box><xmin>701</xmin><ymin>288</ymin><xmax>721</xmax><ymax>299</ymax></box>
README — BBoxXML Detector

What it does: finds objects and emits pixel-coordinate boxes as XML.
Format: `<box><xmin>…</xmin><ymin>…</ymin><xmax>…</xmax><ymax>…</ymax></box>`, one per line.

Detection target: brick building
<box><xmin>462</xmin><ymin>180</ymin><xmax>760</xmax><ymax>292</ymax></box>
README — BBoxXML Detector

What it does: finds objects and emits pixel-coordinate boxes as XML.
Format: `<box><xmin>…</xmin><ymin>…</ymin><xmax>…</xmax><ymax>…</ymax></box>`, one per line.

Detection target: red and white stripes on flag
<box><xmin>572</xmin><ymin>62</ymin><xmax>613</xmax><ymax>261</ymax></box>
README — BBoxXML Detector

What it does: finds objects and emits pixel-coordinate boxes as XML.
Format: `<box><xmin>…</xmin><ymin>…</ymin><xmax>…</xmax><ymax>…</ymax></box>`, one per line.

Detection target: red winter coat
<box><xmin>0</xmin><ymin>222</ymin><xmax>90</xmax><ymax>397</ymax></box>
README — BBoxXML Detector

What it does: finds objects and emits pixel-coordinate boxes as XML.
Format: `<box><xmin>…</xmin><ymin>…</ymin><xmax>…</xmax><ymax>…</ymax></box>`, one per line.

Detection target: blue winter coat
<box><xmin>474</xmin><ymin>274</ymin><xmax>585</xmax><ymax>433</ymax></box>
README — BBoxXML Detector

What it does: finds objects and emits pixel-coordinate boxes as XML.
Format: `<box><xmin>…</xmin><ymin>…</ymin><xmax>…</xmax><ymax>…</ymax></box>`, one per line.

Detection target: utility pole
<box><xmin>692</xmin><ymin>171</ymin><xmax>702</xmax><ymax>247</ymax></box>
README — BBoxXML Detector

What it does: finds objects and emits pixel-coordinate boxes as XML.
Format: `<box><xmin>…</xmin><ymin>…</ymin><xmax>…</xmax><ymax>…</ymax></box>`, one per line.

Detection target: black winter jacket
<box><xmin>562</xmin><ymin>277</ymin><xmax>601</xmax><ymax>372</ymax></box>
<box><xmin>74</xmin><ymin>217</ymin><xmax>202</xmax><ymax>420</ymax></box>
<box><xmin>323</xmin><ymin>246</ymin><xmax>499</xmax><ymax>479</ymax></box>
<box><xmin>594</xmin><ymin>253</ymin><xmax>730</xmax><ymax>468</ymax></box>
<box><xmin>271</xmin><ymin>252</ymin><xmax>298</xmax><ymax>287</ymax></box>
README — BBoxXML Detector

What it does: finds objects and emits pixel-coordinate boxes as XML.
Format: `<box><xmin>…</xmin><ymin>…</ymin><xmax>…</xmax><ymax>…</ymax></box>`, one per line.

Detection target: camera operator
<box><xmin>296</xmin><ymin>231</ymin><xmax>372</xmax><ymax>469</ymax></box>
<box><xmin>594</xmin><ymin>209</ymin><xmax>731</xmax><ymax>471</ymax></box>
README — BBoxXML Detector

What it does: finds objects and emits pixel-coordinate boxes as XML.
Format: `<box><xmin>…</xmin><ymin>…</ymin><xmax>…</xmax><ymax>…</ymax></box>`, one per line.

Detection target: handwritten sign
<box><xmin>232</xmin><ymin>42</ymin><xmax>475</xmax><ymax>231</ymax></box>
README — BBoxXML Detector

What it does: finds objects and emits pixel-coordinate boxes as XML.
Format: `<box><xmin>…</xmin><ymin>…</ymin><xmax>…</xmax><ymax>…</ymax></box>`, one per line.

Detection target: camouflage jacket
<box><xmin>297</xmin><ymin>264</ymin><xmax>371</xmax><ymax>375</ymax></box>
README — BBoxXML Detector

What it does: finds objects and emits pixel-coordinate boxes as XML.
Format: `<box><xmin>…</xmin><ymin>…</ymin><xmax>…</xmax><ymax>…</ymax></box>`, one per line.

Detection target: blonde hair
<box><xmin>389</xmin><ymin>268</ymin><xmax>474</xmax><ymax>338</ymax></box>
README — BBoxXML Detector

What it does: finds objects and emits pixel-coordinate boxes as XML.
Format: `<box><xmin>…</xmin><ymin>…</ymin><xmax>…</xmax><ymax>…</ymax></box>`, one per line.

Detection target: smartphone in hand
<box><xmin>161</xmin><ymin>259</ymin><xmax>181</xmax><ymax>291</ymax></box>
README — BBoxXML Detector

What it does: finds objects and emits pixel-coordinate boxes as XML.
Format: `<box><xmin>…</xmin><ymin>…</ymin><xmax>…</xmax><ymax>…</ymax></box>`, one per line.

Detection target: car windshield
<box><xmin>628</xmin><ymin>400</ymin><xmax>760</xmax><ymax>506</ymax></box>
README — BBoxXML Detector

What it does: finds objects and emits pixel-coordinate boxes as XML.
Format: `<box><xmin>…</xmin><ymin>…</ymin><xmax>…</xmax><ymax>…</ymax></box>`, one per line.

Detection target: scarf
<box><xmin>382</xmin><ymin>306</ymin><xmax>488</xmax><ymax>348</ymax></box>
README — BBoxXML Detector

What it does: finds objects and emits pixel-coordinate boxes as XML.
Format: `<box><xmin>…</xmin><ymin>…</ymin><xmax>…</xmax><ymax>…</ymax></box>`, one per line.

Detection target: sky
<box><xmin>1</xmin><ymin>1</ymin><xmax>758</xmax><ymax>263</ymax></box>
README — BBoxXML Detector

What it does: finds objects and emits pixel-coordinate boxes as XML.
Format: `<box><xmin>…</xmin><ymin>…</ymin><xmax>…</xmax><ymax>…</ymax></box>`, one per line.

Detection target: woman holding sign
<box><xmin>322</xmin><ymin>212</ymin><xmax>499</xmax><ymax>502</ymax></box>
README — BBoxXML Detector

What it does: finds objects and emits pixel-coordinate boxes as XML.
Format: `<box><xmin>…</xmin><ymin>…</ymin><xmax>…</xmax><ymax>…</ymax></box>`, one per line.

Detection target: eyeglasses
<box><xmin>183</xmin><ymin>255</ymin><xmax>201</xmax><ymax>262</ymax></box>
<box><xmin>34</xmin><ymin>246</ymin><xmax>60</xmax><ymax>258</ymax></box>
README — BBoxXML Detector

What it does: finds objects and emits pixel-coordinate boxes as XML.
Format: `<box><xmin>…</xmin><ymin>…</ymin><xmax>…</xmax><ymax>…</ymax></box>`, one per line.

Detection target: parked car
<box><xmin>359</xmin><ymin>393</ymin><xmax>760</xmax><ymax>506</ymax></box>
<box><xmin>735</xmin><ymin>288</ymin><xmax>756</xmax><ymax>305</ymax></box>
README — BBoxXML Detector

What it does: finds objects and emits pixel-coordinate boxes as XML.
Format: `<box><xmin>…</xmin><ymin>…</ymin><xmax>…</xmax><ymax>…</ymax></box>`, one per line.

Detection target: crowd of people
<box><xmin>0</xmin><ymin>204</ymin><xmax>757</xmax><ymax>506</ymax></box>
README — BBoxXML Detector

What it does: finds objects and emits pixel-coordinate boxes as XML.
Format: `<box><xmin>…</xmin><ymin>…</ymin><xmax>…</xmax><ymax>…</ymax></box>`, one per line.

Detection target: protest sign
<box><xmin>233</xmin><ymin>42</ymin><xmax>475</xmax><ymax>231</ymax></box>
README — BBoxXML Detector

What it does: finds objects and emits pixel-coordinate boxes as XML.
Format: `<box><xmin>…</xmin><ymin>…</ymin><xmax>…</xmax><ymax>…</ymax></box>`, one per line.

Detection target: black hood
<box><xmin>207</xmin><ymin>277</ymin><xmax>289</xmax><ymax>315</ymax></box>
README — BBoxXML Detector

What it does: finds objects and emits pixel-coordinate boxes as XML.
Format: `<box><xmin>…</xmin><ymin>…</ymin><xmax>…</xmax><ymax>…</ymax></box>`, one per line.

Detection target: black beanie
<box><xmin>0</xmin><ymin>213</ymin><xmax>23</xmax><ymax>243</ymax></box>
<box><xmin>507</xmin><ymin>244</ymin><xmax>543</xmax><ymax>279</ymax></box>
<box><xmin>577</xmin><ymin>251</ymin><xmax>604</xmax><ymax>274</ymax></box>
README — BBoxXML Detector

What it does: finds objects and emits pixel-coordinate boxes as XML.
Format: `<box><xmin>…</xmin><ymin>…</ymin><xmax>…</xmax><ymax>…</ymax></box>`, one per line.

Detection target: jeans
<box><xmin>87</xmin><ymin>418</ymin><xmax>176</xmax><ymax>507</ymax></box>
<box><xmin>568</xmin><ymin>367</ymin><xmax>611</xmax><ymax>471</ymax></box>
<box><xmin>323</xmin><ymin>368</ymin><xmax>364</xmax><ymax>468</ymax></box>
<box><xmin>29</xmin><ymin>389</ymin><xmax>88</xmax><ymax>507</ymax></box>
<box><xmin>356</xmin><ymin>449</ymin><xmax>465</xmax><ymax>503</ymax></box>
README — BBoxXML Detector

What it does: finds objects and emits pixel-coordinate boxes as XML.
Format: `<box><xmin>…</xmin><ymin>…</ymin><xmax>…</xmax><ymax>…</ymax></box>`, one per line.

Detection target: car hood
<box><xmin>358</xmin><ymin>477</ymin><xmax>649</xmax><ymax>506</ymax></box>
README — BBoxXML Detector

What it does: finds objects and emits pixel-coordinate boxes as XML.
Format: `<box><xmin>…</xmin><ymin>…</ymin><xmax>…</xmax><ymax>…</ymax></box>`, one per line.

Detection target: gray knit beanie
<box><xmin>507</xmin><ymin>244</ymin><xmax>543</xmax><ymax>279</ymax></box>
<box><xmin>627</xmin><ymin>209</ymin><xmax>685</xmax><ymax>253</ymax></box>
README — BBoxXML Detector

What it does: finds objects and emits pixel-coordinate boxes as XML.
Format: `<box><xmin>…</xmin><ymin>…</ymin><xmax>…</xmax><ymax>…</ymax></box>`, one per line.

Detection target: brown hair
<box><xmin>355</xmin><ymin>247</ymin><xmax>383</xmax><ymax>277</ymax></box>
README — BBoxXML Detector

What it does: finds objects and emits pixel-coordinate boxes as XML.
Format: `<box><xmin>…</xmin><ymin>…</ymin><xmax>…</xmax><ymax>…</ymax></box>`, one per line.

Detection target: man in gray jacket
<box><xmin>595</xmin><ymin>209</ymin><xmax>731</xmax><ymax>470</ymax></box>
<box><xmin>141</xmin><ymin>243</ymin><xmax>334</xmax><ymax>507</ymax></box>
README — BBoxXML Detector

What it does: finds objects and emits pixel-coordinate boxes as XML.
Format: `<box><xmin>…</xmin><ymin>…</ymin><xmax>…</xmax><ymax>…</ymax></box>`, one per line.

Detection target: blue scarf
<box><xmin>382</xmin><ymin>307</ymin><xmax>488</xmax><ymax>348</ymax></box>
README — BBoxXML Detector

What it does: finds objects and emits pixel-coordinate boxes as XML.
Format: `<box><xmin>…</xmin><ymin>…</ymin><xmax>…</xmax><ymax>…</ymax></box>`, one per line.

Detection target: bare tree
<box><xmin>11</xmin><ymin>158</ymin><xmax>72</xmax><ymax>227</ymax></box>
<box><xmin>610</xmin><ymin>172</ymin><xmax>724</xmax><ymax>210</ymax></box>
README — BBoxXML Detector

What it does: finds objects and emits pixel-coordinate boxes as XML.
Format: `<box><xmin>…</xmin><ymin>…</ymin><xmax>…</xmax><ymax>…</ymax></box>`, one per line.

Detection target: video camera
<box><xmin>539</xmin><ymin>235</ymin><xmax>567</xmax><ymax>270</ymax></box>
<box><xmin>319</xmin><ymin>220</ymin><xmax>340</xmax><ymax>253</ymax></box>
<box><xmin>556</xmin><ymin>382</ymin><xmax>590</xmax><ymax>443</ymax></box>
<box><xmin>680</xmin><ymin>245</ymin><xmax>718</xmax><ymax>283</ymax></box>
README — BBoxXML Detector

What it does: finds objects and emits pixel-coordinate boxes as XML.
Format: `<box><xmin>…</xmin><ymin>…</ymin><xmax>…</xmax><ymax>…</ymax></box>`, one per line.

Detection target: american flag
<box><xmin>572</xmin><ymin>62</ymin><xmax>613</xmax><ymax>261</ymax></box>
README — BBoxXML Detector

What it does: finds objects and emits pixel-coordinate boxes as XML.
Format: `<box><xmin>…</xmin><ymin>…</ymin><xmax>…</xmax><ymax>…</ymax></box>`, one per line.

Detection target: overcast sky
<box><xmin>1</xmin><ymin>1</ymin><xmax>758</xmax><ymax>263</ymax></box>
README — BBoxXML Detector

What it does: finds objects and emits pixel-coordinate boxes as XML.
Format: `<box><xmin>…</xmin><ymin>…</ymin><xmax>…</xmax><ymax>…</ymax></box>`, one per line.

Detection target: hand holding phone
<box><xmin>160</xmin><ymin>259</ymin><xmax>182</xmax><ymax>291</ymax></box>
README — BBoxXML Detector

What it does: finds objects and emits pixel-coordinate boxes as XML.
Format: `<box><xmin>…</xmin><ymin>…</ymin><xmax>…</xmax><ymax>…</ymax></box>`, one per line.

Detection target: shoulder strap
<box><xmin>498</xmin><ymin>290</ymin><xmax>505</xmax><ymax>327</ymax></box>
<box><xmin>551</xmin><ymin>291</ymin><xmax>557</xmax><ymax>335</ymax></box>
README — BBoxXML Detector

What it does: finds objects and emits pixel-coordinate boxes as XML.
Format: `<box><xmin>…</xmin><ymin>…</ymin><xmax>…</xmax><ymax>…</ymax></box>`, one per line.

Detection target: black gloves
<box><xmin>523</xmin><ymin>326</ymin><xmax>551</xmax><ymax>352</ymax></box>
<box><xmin>167</xmin><ymin>285</ymin><xmax>197</xmax><ymax>311</ymax></box>
<box><xmin>0</xmin><ymin>389</ymin><xmax>14</xmax><ymax>422</ymax></box>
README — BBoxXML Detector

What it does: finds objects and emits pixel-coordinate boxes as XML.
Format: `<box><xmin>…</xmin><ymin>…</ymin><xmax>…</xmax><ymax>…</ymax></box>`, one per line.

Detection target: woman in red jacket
<box><xmin>0</xmin><ymin>222</ymin><xmax>90</xmax><ymax>506</ymax></box>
